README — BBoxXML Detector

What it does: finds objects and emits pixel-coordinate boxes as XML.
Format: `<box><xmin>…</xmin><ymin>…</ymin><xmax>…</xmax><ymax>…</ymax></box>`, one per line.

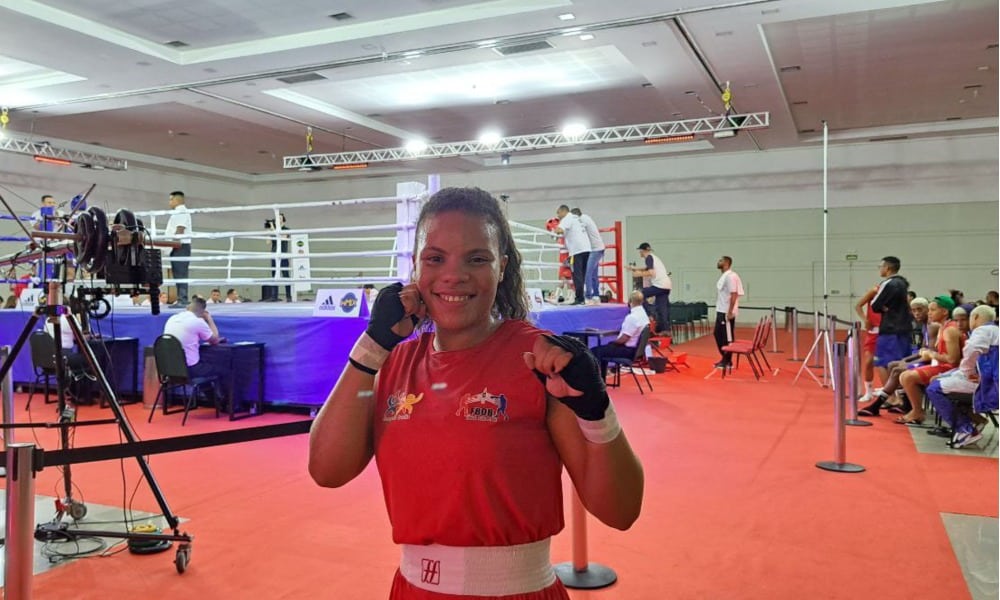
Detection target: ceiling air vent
<box><xmin>329</xmin><ymin>12</ymin><xmax>353</xmax><ymax>21</ymax></box>
<box><xmin>164</xmin><ymin>40</ymin><xmax>189</xmax><ymax>48</ymax></box>
<box><xmin>493</xmin><ymin>40</ymin><xmax>553</xmax><ymax>56</ymax></box>
<box><xmin>276</xmin><ymin>72</ymin><xmax>328</xmax><ymax>84</ymax></box>
<box><xmin>869</xmin><ymin>135</ymin><xmax>909</xmax><ymax>142</ymax></box>
<box><xmin>779</xmin><ymin>65</ymin><xmax>801</xmax><ymax>73</ymax></box>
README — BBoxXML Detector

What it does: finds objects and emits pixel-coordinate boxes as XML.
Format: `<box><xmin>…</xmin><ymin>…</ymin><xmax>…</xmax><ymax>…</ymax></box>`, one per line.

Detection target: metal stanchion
<box><xmin>554</xmin><ymin>490</ymin><xmax>617</xmax><ymax>589</ymax></box>
<box><xmin>845</xmin><ymin>327</ymin><xmax>872</xmax><ymax>427</ymax></box>
<box><xmin>769</xmin><ymin>306</ymin><xmax>783</xmax><ymax>353</ymax></box>
<box><xmin>5</xmin><ymin>442</ymin><xmax>37</xmax><ymax>600</ymax></box>
<box><xmin>1</xmin><ymin>345</ymin><xmax>11</xmax><ymax>478</ymax></box>
<box><xmin>783</xmin><ymin>306</ymin><xmax>792</xmax><ymax>332</ymax></box>
<box><xmin>816</xmin><ymin>342</ymin><xmax>866</xmax><ymax>473</ymax></box>
<box><xmin>789</xmin><ymin>308</ymin><xmax>801</xmax><ymax>361</ymax></box>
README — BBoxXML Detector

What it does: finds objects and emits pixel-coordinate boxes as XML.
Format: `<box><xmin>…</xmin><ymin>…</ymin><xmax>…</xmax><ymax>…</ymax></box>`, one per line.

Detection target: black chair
<box><xmin>148</xmin><ymin>334</ymin><xmax>221</xmax><ymax>426</ymax></box>
<box><xmin>606</xmin><ymin>326</ymin><xmax>654</xmax><ymax>394</ymax></box>
<box><xmin>26</xmin><ymin>331</ymin><xmax>59</xmax><ymax>409</ymax></box>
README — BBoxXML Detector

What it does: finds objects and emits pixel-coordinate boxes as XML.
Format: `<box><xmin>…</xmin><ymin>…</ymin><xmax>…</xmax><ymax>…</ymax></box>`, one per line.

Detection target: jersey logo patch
<box><xmin>455</xmin><ymin>388</ymin><xmax>509</xmax><ymax>422</ymax></box>
<box><xmin>384</xmin><ymin>391</ymin><xmax>423</xmax><ymax>421</ymax></box>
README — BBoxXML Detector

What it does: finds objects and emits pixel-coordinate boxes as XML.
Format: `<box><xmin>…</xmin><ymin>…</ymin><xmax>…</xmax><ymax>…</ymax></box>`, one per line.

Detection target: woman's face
<box><xmin>414</xmin><ymin>211</ymin><xmax>507</xmax><ymax>334</ymax></box>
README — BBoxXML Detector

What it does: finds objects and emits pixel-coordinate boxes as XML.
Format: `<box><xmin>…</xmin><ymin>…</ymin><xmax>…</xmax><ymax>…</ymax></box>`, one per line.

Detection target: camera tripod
<box><xmin>0</xmin><ymin>286</ymin><xmax>193</xmax><ymax>572</ymax></box>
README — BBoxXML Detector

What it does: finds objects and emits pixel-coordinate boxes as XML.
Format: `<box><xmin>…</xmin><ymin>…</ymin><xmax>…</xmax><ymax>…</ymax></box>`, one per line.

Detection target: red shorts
<box><xmin>911</xmin><ymin>364</ymin><xmax>952</xmax><ymax>385</ymax></box>
<box><xmin>863</xmin><ymin>331</ymin><xmax>878</xmax><ymax>354</ymax></box>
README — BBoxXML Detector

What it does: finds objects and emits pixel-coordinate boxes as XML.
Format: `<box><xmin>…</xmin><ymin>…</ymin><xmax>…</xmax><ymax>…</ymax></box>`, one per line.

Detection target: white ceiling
<box><xmin>0</xmin><ymin>0</ymin><xmax>995</xmax><ymax>179</ymax></box>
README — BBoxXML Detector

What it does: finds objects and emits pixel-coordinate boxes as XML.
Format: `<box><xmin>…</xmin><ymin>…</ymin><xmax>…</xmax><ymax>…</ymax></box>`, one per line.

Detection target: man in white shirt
<box><xmin>629</xmin><ymin>243</ymin><xmax>672</xmax><ymax>336</ymax></box>
<box><xmin>590</xmin><ymin>291</ymin><xmax>650</xmax><ymax>379</ymax></box>
<box><xmin>571</xmin><ymin>208</ymin><xmax>606</xmax><ymax>303</ymax></box>
<box><xmin>163</xmin><ymin>296</ymin><xmax>221</xmax><ymax>379</ymax></box>
<box><xmin>31</xmin><ymin>195</ymin><xmax>66</xmax><ymax>231</ymax></box>
<box><xmin>714</xmin><ymin>255</ymin><xmax>745</xmax><ymax>368</ymax></box>
<box><xmin>555</xmin><ymin>204</ymin><xmax>592</xmax><ymax>305</ymax></box>
<box><xmin>207</xmin><ymin>288</ymin><xmax>223</xmax><ymax>304</ymax></box>
<box><xmin>164</xmin><ymin>191</ymin><xmax>193</xmax><ymax>307</ymax></box>
<box><xmin>224</xmin><ymin>288</ymin><xmax>242</xmax><ymax>303</ymax></box>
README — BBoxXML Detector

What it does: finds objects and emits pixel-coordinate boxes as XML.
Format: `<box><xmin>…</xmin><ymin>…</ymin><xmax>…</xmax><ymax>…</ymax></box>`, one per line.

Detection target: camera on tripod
<box><xmin>72</xmin><ymin>206</ymin><xmax>163</xmax><ymax>315</ymax></box>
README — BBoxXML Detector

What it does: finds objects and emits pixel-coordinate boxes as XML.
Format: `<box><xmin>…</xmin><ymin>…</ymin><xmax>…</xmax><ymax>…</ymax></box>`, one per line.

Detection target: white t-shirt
<box><xmin>716</xmin><ymin>270</ymin><xmax>745</xmax><ymax>316</ymax></box>
<box><xmin>163</xmin><ymin>310</ymin><xmax>213</xmax><ymax>366</ymax></box>
<box><xmin>619</xmin><ymin>305</ymin><xmax>651</xmax><ymax>348</ymax></box>
<box><xmin>558</xmin><ymin>214</ymin><xmax>591</xmax><ymax>256</ymax></box>
<box><xmin>164</xmin><ymin>204</ymin><xmax>192</xmax><ymax>245</ymax></box>
<box><xmin>939</xmin><ymin>324</ymin><xmax>999</xmax><ymax>394</ymax></box>
<box><xmin>579</xmin><ymin>214</ymin><xmax>605</xmax><ymax>252</ymax></box>
<box><xmin>643</xmin><ymin>254</ymin><xmax>672</xmax><ymax>290</ymax></box>
<box><xmin>44</xmin><ymin>315</ymin><xmax>75</xmax><ymax>351</ymax></box>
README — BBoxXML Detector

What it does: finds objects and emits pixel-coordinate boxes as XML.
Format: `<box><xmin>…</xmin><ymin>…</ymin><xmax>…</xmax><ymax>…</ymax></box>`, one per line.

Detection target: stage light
<box><xmin>478</xmin><ymin>130</ymin><xmax>502</xmax><ymax>146</ymax></box>
<box><xmin>33</xmin><ymin>155</ymin><xmax>72</xmax><ymax>166</ymax></box>
<box><xmin>405</xmin><ymin>139</ymin><xmax>428</xmax><ymax>154</ymax></box>
<box><xmin>561</xmin><ymin>122</ymin><xmax>587</xmax><ymax>139</ymax></box>
<box><xmin>644</xmin><ymin>134</ymin><xmax>696</xmax><ymax>144</ymax></box>
<box><xmin>332</xmin><ymin>162</ymin><xmax>369</xmax><ymax>170</ymax></box>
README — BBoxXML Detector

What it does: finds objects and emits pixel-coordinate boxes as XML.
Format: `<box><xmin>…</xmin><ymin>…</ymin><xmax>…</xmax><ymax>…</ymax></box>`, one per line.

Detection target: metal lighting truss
<box><xmin>283</xmin><ymin>112</ymin><xmax>769</xmax><ymax>169</ymax></box>
<box><xmin>0</xmin><ymin>135</ymin><xmax>128</xmax><ymax>171</ymax></box>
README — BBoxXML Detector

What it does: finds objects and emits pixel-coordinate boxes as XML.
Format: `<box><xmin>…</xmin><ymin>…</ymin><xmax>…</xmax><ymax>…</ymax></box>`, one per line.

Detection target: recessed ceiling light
<box><xmin>560</xmin><ymin>27</ymin><xmax>583</xmax><ymax>36</ymax></box>
<box><xmin>977</xmin><ymin>65</ymin><xmax>990</xmax><ymax>71</ymax></box>
<box><xmin>478</xmin><ymin>39</ymin><xmax>498</xmax><ymax>47</ymax></box>
<box><xmin>403</xmin><ymin>51</ymin><xmax>422</xmax><ymax>58</ymax></box>
<box><xmin>579</xmin><ymin>34</ymin><xmax>594</xmax><ymax>41</ymax></box>
<box><xmin>558</xmin><ymin>13</ymin><xmax>575</xmax><ymax>21</ymax></box>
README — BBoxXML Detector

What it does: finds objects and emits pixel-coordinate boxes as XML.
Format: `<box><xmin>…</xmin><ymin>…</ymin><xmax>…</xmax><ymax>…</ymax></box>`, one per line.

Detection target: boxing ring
<box><xmin>0</xmin><ymin>179</ymin><xmax>628</xmax><ymax>408</ymax></box>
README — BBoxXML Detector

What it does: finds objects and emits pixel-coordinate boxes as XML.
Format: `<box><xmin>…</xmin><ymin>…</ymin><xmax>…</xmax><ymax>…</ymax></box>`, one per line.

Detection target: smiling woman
<box><xmin>309</xmin><ymin>186</ymin><xmax>644</xmax><ymax>600</ymax></box>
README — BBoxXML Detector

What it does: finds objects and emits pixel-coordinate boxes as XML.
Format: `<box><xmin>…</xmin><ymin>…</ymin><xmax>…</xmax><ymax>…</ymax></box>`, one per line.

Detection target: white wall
<box><xmin>3</xmin><ymin>134</ymin><xmax>996</xmax><ymax>310</ymax></box>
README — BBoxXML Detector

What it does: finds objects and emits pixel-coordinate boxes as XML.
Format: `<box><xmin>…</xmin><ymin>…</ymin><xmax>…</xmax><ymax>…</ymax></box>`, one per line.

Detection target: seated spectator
<box><xmin>224</xmin><ymin>288</ymin><xmax>242</xmax><ymax>304</ymax></box>
<box><xmin>142</xmin><ymin>291</ymin><xmax>168</xmax><ymax>307</ymax></box>
<box><xmin>3</xmin><ymin>296</ymin><xmax>17</xmax><ymax>309</ymax></box>
<box><xmin>895</xmin><ymin>295</ymin><xmax>966</xmax><ymax>424</ymax></box>
<box><xmin>163</xmin><ymin>296</ymin><xmax>221</xmax><ymax>379</ymax></box>
<box><xmin>207</xmin><ymin>288</ymin><xmax>223</xmax><ymax>304</ymax></box>
<box><xmin>925</xmin><ymin>305</ymin><xmax>998</xmax><ymax>448</ymax></box>
<box><xmin>590</xmin><ymin>291</ymin><xmax>650</xmax><ymax>380</ymax></box>
<box><xmin>860</xmin><ymin>296</ymin><xmax>936</xmax><ymax>416</ymax></box>
<box><xmin>907</xmin><ymin>290</ymin><xmax>917</xmax><ymax>304</ymax></box>
<box><xmin>952</xmin><ymin>304</ymin><xmax>974</xmax><ymax>336</ymax></box>
<box><xmin>43</xmin><ymin>309</ymin><xmax>95</xmax><ymax>403</ymax></box>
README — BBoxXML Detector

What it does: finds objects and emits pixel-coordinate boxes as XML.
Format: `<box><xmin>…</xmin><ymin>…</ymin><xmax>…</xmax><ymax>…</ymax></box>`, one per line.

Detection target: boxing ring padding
<box><xmin>0</xmin><ymin>303</ymin><xmax>628</xmax><ymax>408</ymax></box>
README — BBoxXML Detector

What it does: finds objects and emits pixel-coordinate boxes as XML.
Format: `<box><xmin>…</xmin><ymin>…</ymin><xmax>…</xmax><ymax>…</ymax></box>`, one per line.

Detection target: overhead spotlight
<box><xmin>478</xmin><ymin>130</ymin><xmax>502</xmax><ymax>146</ymax></box>
<box><xmin>405</xmin><ymin>139</ymin><xmax>428</xmax><ymax>154</ymax></box>
<box><xmin>500</xmin><ymin>152</ymin><xmax>511</xmax><ymax>166</ymax></box>
<box><xmin>34</xmin><ymin>155</ymin><xmax>72</xmax><ymax>166</ymax></box>
<box><xmin>558</xmin><ymin>13</ymin><xmax>576</xmax><ymax>20</ymax></box>
<box><xmin>579</xmin><ymin>34</ymin><xmax>595</xmax><ymax>41</ymax></box>
<box><xmin>561</xmin><ymin>122</ymin><xmax>588</xmax><ymax>139</ymax></box>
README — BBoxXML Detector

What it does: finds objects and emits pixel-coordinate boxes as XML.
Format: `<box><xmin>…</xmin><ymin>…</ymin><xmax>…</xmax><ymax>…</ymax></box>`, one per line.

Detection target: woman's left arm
<box><xmin>547</xmin><ymin>400</ymin><xmax>644</xmax><ymax>530</ymax></box>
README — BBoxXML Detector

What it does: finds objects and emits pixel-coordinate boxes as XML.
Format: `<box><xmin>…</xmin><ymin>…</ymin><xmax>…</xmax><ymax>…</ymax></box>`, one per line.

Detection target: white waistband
<box><xmin>400</xmin><ymin>539</ymin><xmax>555</xmax><ymax>596</ymax></box>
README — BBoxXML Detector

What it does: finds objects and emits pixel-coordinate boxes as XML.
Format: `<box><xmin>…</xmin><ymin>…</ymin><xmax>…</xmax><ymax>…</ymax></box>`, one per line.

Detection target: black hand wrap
<box><xmin>535</xmin><ymin>334</ymin><xmax>610</xmax><ymax>421</ymax></box>
<box><xmin>366</xmin><ymin>282</ymin><xmax>418</xmax><ymax>352</ymax></box>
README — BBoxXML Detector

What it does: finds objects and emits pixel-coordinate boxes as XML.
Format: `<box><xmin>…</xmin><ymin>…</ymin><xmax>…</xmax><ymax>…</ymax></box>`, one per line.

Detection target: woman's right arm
<box><xmin>308</xmin><ymin>365</ymin><xmax>377</xmax><ymax>488</ymax></box>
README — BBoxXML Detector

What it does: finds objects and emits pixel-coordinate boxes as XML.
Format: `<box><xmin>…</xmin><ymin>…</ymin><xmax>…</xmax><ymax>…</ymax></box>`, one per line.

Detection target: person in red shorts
<box><xmin>309</xmin><ymin>187</ymin><xmax>644</xmax><ymax>599</ymax></box>
<box><xmin>544</xmin><ymin>217</ymin><xmax>573</xmax><ymax>304</ymax></box>
<box><xmin>854</xmin><ymin>282</ymin><xmax>883</xmax><ymax>403</ymax></box>
<box><xmin>895</xmin><ymin>295</ymin><xmax>965</xmax><ymax>425</ymax></box>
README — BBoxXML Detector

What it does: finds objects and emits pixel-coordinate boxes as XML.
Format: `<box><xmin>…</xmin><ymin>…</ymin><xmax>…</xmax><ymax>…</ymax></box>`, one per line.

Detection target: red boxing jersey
<box><xmin>866</xmin><ymin>302</ymin><xmax>882</xmax><ymax>332</ymax></box>
<box><xmin>374</xmin><ymin>320</ymin><xmax>565</xmax><ymax>547</ymax></box>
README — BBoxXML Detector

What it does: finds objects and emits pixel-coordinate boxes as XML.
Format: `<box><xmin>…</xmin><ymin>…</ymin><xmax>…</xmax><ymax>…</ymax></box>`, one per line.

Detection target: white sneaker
<box><xmin>857</xmin><ymin>392</ymin><xmax>872</xmax><ymax>404</ymax></box>
<box><xmin>950</xmin><ymin>431</ymin><xmax>983</xmax><ymax>449</ymax></box>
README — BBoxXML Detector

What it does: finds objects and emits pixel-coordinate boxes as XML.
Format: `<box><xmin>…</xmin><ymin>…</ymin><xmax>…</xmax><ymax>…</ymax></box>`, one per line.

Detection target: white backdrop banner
<box><xmin>291</xmin><ymin>234</ymin><xmax>311</xmax><ymax>293</ymax></box>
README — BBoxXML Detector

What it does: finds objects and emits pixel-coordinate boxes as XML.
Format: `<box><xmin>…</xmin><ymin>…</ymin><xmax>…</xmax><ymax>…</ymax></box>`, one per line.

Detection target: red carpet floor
<box><xmin>4</xmin><ymin>326</ymin><xmax>995</xmax><ymax>599</ymax></box>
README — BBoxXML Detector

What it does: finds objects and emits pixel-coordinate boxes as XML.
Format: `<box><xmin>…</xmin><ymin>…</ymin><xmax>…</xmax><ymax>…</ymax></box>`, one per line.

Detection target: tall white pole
<box><xmin>822</xmin><ymin>120</ymin><xmax>829</xmax><ymax>319</ymax></box>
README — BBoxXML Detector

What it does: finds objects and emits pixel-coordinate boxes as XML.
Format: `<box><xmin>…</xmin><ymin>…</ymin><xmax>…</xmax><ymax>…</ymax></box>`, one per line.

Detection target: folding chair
<box><xmin>606</xmin><ymin>326</ymin><xmax>654</xmax><ymax>394</ymax></box>
<box><xmin>721</xmin><ymin>318</ymin><xmax>767</xmax><ymax>380</ymax></box>
<box><xmin>148</xmin><ymin>334</ymin><xmax>221</xmax><ymax>426</ymax></box>
<box><xmin>26</xmin><ymin>331</ymin><xmax>59</xmax><ymax>409</ymax></box>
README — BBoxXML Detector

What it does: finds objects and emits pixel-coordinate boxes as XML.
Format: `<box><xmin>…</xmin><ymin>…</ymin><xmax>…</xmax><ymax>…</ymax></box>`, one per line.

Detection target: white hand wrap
<box><xmin>575</xmin><ymin>402</ymin><xmax>622</xmax><ymax>444</ymax></box>
<box><xmin>349</xmin><ymin>333</ymin><xmax>392</xmax><ymax>374</ymax></box>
